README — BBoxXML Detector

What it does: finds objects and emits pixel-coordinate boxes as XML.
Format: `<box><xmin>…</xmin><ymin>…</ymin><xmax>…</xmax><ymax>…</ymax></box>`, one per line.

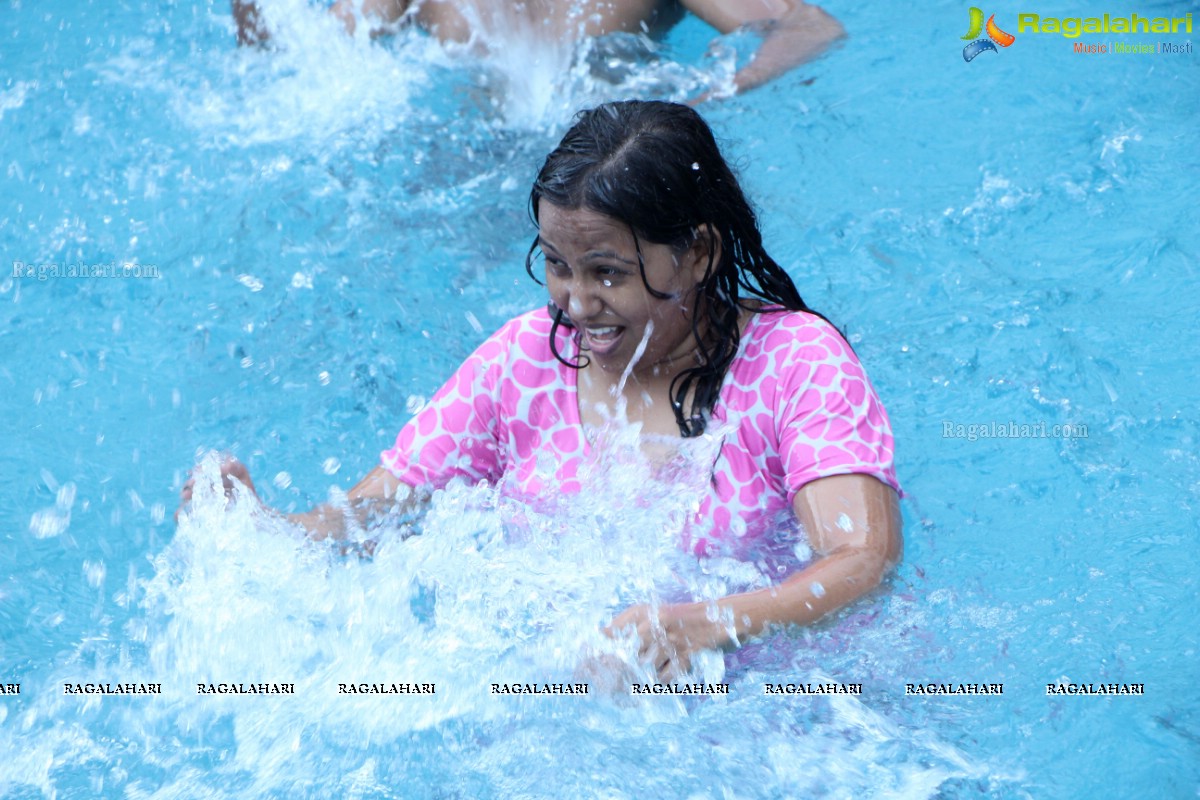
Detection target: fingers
<box><xmin>637</xmin><ymin>622</ymin><xmax>690</xmax><ymax>682</ymax></box>
<box><xmin>605</xmin><ymin>604</ymin><xmax>701</xmax><ymax>682</ymax></box>
<box><xmin>175</xmin><ymin>474</ymin><xmax>195</xmax><ymax>523</ymax></box>
<box><xmin>175</xmin><ymin>457</ymin><xmax>259</xmax><ymax>523</ymax></box>
<box><xmin>217</xmin><ymin>456</ymin><xmax>258</xmax><ymax>497</ymax></box>
<box><xmin>215</xmin><ymin>459</ymin><xmax>257</xmax><ymax>499</ymax></box>
<box><xmin>602</xmin><ymin>606</ymin><xmax>709</xmax><ymax>685</ymax></box>
<box><xmin>603</xmin><ymin>606</ymin><xmax>644</xmax><ymax>640</ymax></box>
<box><xmin>646</xmin><ymin>641</ymin><xmax>690</xmax><ymax>683</ymax></box>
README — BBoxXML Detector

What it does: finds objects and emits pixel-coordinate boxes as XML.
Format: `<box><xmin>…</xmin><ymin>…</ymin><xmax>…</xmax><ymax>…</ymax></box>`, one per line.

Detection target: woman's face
<box><xmin>538</xmin><ymin>201</ymin><xmax>710</xmax><ymax>381</ymax></box>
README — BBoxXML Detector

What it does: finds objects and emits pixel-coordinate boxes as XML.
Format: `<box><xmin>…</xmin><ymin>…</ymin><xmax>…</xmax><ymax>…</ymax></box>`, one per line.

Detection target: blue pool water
<box><xmin>2</xmin><ymin>0</ymin><xmax>1198</xmax><ymax>797</ymax></box>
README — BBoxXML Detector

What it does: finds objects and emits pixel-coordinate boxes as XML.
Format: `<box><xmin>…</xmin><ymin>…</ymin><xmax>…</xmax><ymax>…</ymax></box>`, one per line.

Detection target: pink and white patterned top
<box><xmin>381</xmin><ymin>306</ymin><xmax>897</xmax><ymax>557</ymax></box>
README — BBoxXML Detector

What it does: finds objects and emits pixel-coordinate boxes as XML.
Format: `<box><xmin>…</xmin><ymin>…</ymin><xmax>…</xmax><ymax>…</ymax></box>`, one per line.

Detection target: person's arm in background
<box><xmin>682</xmin><ymin>0</ymin><xmax>845</xmax><ymax>96</ymax></box>
<box><xmin>233</xmin><ymin>0</ymin><xmax>271</xmax><ymax>45</ymax></box>
<box><xmin>329</xmin><ymin>0</ymin><xmax>410</xmax><ymax>37</ymax></box>
<box><xmin>232</xmin><ymin>0</ymin><xmax>409</xmax><ymax>45</ymax></box>
<box><xmin>609</xmin><ymin>473</ymin><xmax>901</xmax><ymax>679</ymax></box>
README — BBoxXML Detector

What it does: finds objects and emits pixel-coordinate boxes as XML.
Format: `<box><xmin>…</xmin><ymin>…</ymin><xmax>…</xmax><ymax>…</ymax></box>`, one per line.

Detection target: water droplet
<box><xmin>237</xmin><ymin>274</ymin><xmax>264</xmax><ymax>292</ymax></box>
<box><xmin>56</xmin><ymin>483</ymin><xmax>76</xmax><ymax>511</ymax></box>
<box><xmin>322</xmin><ymin>458</ymin><xmax>341</xmax><ymax>475</ymax></box>
<box><xmin>83</xmin><ymin>560</ymin><xmax>106</xmax><ymax>589</ymax></box>
<box><xmin>29</xmin><ymin>509</ymin><xmax>70</xmax><ymax>538</ymax></box>
<box><xmin>810</xmin><ymin>582</ymin><xmax>826</xmax><ymax>598</ymax></box>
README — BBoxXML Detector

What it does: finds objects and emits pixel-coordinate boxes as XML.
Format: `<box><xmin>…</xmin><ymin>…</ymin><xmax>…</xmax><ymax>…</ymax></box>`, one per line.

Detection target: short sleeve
<box><xmin>773</xmin><ymin>315</ymin><xmax>898</xmax><ymax>502</ymax></box>
<box><xmin>379</xmin><ymin>321</ymin><xmax>517</xmax><ymax>490</ymax></box>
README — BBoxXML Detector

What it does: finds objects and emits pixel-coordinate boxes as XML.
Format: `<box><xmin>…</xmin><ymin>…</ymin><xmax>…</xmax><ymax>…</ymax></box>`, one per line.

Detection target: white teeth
<box><xmin>587</xmin><ymin>327</ymin><xmax>618</xmax><ymax>337</ymax></box>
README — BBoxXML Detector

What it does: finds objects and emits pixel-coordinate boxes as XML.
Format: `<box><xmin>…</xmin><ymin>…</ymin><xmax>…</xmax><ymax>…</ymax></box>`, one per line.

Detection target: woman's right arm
<box><xmin>290</xmin><ymin>465</ymin><xmax>415</xmax><ymax>541</ymax></box>
<box><xmin>178</xmin><ymin>459</ymin><xmax>419</xmax><ymax>542</ymax></box>
<box><xmin>181</xmin><ymin>314</ymin><xmax>519</xmax><ymax>538</ymax></box>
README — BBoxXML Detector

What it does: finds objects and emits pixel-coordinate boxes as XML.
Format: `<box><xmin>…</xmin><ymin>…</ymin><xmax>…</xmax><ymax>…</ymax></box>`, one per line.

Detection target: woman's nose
<box><xmin>568</xmin><ymin>293</ymin><xmax>586</xmax><ymax>320</ymax></box>
<box><xmin>564</xmin><ymin>279</ymin><xmax>600</xmax><ymax>321</ymax></box>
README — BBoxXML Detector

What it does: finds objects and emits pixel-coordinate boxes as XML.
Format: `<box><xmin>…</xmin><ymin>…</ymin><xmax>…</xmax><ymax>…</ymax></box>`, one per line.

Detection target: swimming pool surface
<box><xmin>2</xmin><ymin>0</ymin><xmax>1198</xmax><ymax>797</ymax></box>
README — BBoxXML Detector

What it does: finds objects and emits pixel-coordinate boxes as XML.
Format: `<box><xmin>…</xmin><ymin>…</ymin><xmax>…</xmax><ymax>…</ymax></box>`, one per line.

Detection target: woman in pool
<box><xmin>181</xmin><ymin>100</ymin><xmax>901</xmax><ymax>679</ymax></box>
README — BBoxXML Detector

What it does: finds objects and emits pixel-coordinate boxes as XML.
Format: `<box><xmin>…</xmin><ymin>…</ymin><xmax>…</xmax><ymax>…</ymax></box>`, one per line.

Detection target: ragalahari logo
<box><xmin>962</xmin><ymin>7</ymin><xmax>1015</xmax><ymax>61</ymax></box>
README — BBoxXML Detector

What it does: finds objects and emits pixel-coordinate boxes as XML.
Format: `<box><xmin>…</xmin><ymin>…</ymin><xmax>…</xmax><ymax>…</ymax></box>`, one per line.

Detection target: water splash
<box><xmin>2</xmin><ymin>437</ymin><xmax>988</xmax><ymax>797</ymax></box>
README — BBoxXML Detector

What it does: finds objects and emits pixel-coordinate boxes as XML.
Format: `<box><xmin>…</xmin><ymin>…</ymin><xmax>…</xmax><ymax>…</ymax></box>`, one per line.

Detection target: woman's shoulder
<box><xmin>742</xmin><ymin>307</ymin><xmax>851</xmax><ymax>357</ymax></box>
<box><xmin>467</xmin><ymin>305</ymin><xmax>570</xmax><ymax>371</ymax></box>
<box><xmin>474</xmin><ymin>306</ymin><xmax>553</xmax><ymax>347</ymax></box>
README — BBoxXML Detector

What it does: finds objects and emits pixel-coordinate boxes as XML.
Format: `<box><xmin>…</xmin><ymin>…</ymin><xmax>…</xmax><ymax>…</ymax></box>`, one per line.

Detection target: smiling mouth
<box><xmin>581</xmin><ymin>325</ymin><xmax>625</xmax><ymax>355</ymax></box>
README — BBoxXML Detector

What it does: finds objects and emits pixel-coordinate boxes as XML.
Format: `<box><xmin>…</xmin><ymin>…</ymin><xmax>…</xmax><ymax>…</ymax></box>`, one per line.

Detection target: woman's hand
<box><xmin>175</xmin><ymin>455</ymin><xmax>262</xmax><ymax>522</ymax></box>
<box><xmin>606</xmin><ymin>602</ymin><xmax>733</xmax><ymax>682</ymax></box>
<box><xmin>604</xmin><ymin>476</ymin><xmax>901</xmax><ymax>678</ymax></box>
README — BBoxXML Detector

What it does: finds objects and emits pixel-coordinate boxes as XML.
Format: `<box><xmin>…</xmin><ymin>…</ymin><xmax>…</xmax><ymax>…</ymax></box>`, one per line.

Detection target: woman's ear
<box><xmin>684</xmin><ymin>224</ymin><xmax>722</xmax><ymax>284</ymax></box>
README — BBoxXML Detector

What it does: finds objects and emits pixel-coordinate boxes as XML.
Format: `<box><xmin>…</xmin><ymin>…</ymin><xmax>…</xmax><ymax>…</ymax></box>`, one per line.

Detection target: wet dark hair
<box><xmin>526</xmin><ymin>100</ymin><xmax>822</xmax><ymax>437</ymax></box>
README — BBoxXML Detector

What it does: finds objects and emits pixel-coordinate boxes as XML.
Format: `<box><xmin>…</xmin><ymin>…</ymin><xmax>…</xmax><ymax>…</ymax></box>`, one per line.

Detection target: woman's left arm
<box><xmin>609</xmin><ymin>473</ymin><xmax>902</xmax><ymax>680</ymax></box>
